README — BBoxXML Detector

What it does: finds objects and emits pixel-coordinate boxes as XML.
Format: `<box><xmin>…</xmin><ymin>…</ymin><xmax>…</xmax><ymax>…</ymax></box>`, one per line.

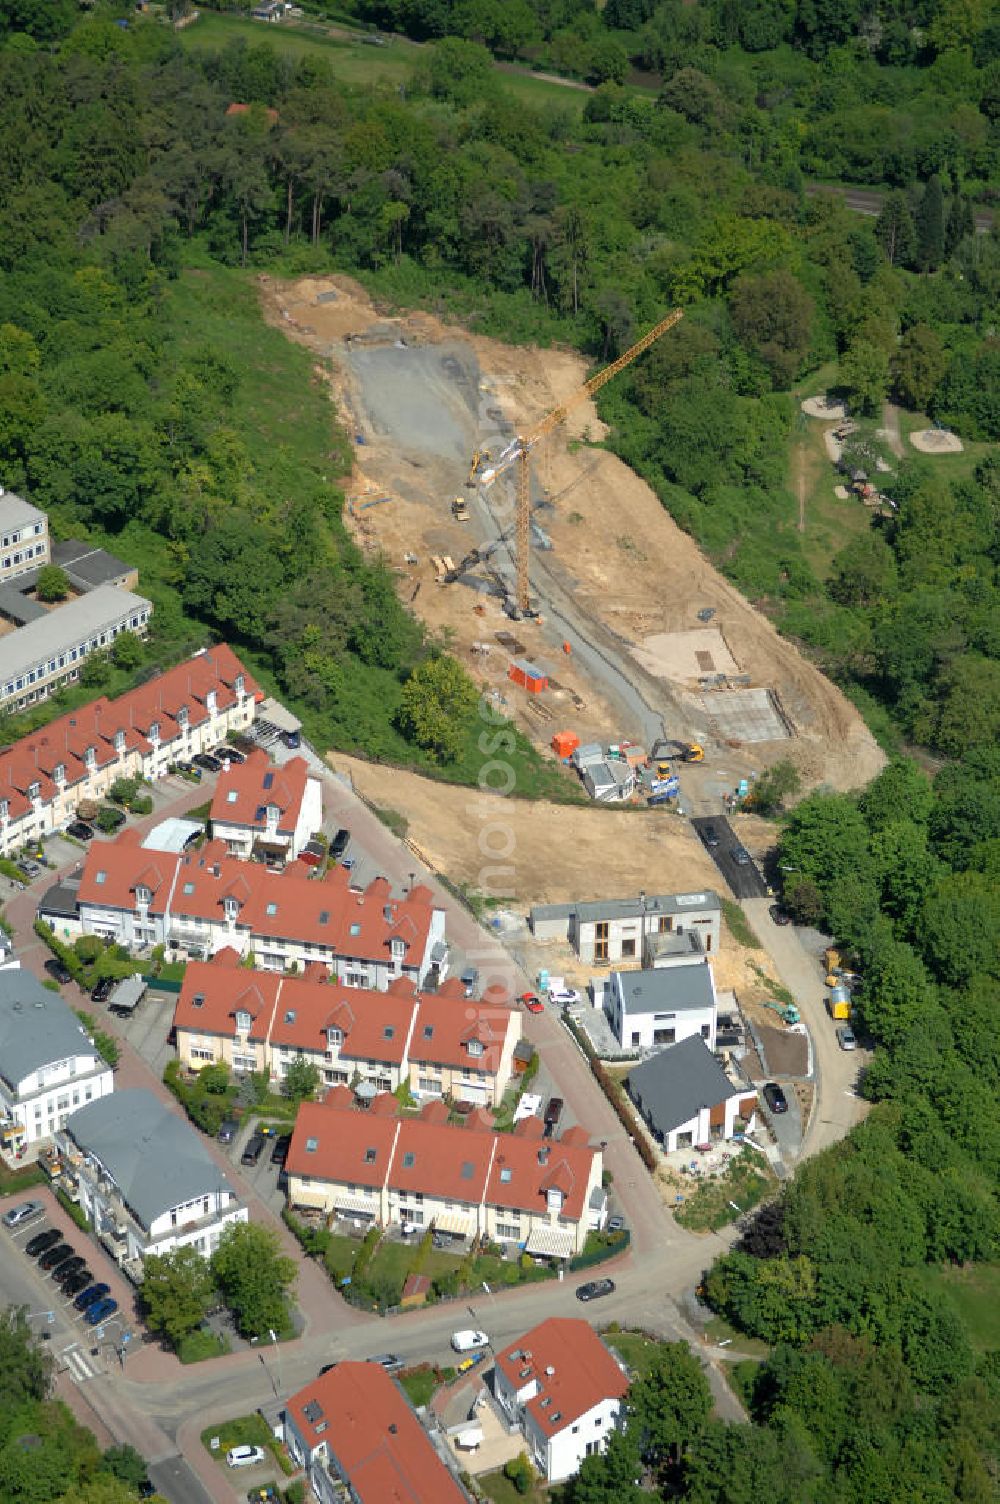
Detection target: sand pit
<box><xmin>631</xmin><ymin>628</ymin><xmax>740</xmax><ymax>684</ymax></box>
<box><xmin>910</xmin><ymin>428</ymin><xmax>964</xmax><ymax>454</ymax></box>
<box><xmin>802</xmin><ymin>395</ymin><xmax>848</xmax><ymax>420</ymax></box>
<box><xmin>261</xmin><ymin>274</ymin><xmax>885</xmax><ymax>795</ymax></box>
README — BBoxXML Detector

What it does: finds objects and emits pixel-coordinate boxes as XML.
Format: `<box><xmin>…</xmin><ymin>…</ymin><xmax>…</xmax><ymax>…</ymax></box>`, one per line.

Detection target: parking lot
<box><xmin>1</xmin><ymin>1188</ymin><xmax>137</xmax><ymax>1377</ymax></box>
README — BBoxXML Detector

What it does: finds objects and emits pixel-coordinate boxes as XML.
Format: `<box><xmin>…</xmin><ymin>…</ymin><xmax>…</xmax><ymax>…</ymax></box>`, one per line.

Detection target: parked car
<box><xmin>241</xmin><ymin>1132</ymin><xmax>265</xmax><ymax>1166</ymax></box>
<box><xmin>836</xmin><ymin>1025</ymin><xmax>857</xmax><ymax>1051</ymax></box>
<box><xmin>62</xmin><ymin>1268</ymin><xmax>94</xmax><ymax>1298</ymax></box>
<box><xmin>84</xmin><ymin>1296</ymin><xmax>118</xmax><ymax>1326</ymax></box>
<box><xmin>44</xmin><ymin>957</ymin><xmax>72</xmax><ymax>986</ymax></box>
<box><xmin>451</xmin><ymin>1330</ymin><xmax>490</xmax><ymax>1352</ymax></box>
<box><xmin>607</xmin><ymin>1214</ymin><xmax>626</xmax><ymax>1234</ymax></box>
<box><xmin>39</xmin><ymin>1241</ymin><xmax>74</xmax><ymax>1271</ymax></box>
<box><xmin>74</xmin><ymin>1283</ymin><xmax>110</xmax><ymax>1312</ymax></box>
<box><xmin>457</xmin><ymin>1352</ymin><xmax>487</xmax><ymax>1374</ymax></box>
<box><xmin>329</xmin><ymin>828</ymin><xmax>350</xmax><ymax>860</ymax></box>
<box><xmin>91</xmin><ymin>977</ymin><xmax>115</xmax><ymax>1003</ymax></box>
<box><xmin>177</xmin><ymin>761</ymin><xmax>202</xmax><ymax>782</ymax></box>
<box><xmin>53</xmin><ymin>1256</ymin><xmax>89</xmax><ymax>1286</ymax></box>
<box><xmin>269</xmin><ymin>1133</ymin><xmax>291</xmax><ymax>1167</ymax></box>
<box><xmin>17</xmin><ymin>858</ymin><xmax>42</xmax><ymax>880</ymax></box>
<box><xmin>66</xmin><ymin>821</ymin><xmax>94</xmax><ymax>841</ymax></box>
<box><xmin>730</xmin><ymin>845</ymin><xmax>751</xmax><ymax>866</ymax></box>
<box><xmin>367</xmin><ymin>1354</ymin><xmax>405</xmax><ymax>1373</ymax></box>
<box><xmin>546</xmin><ymin>986</ymin><xmax>580</xmax><ymax>1007</ymax></box>
<box><xmin>299</xmin><ymin>840</ymin><xmax>326</xmax><ymax>869</ymax></box>
<box><xmin>3</xmin><ymin>1199</ymin><xmax>44</xmax><ymax>1230</ymax></box>
<box><xmin>700</xmin><ymin>824</ymin><xmax>720</xmax><ymax>848</ymax></box>
<box><xmin>193</xmin><ymin>752</ymin><xmax>222</xmax><ymax>773</ymax></box>
<box><xmin>519</xmin><ymin>992</ymin><xmax>544</xmax><ymax>1014</ymax></box>
<box><xmin>576</xmin><ymin>1278</ymin><xmax>616</xmax><ymax>1303</ymax></box>
<box><xmin>763</xmin><ymin>1082</ymin><xmax>789</xmax><ymax>1114</ymax></box>
<box><xmin>220</xmin><ymin>745</ymin><xmax>246</xmax><ymax>764</ymax></box>
<box><xmin>768</xmin><ymin>904</ymin><xmax>792</xmax><ymax>926</ymax></box>
<box><xmin>25</xmin><ymin>1228</ymin><xmax>62</xmax><ymax>1258</ymax></box>
<box><xmin>226</xmin><ymin>1446</ymin><xmax>266</xmax><ymax>1469</ymax></box>
<box><xmin>543</xmin><ymin>1096</ymin><xmax>564</xmax><ymax>1128</ymax></box>
<box><xmin>218</xmin><ymin>1119</ymin><xmax>239</xmax><ymax>1145</ymax></box>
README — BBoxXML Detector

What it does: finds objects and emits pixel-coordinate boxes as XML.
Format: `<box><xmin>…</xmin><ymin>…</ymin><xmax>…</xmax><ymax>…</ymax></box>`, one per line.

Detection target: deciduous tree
<box><xmin>141</xmin><ymin>1246</ymin><xmax>217</xmax><ymax>1346</ymax></box>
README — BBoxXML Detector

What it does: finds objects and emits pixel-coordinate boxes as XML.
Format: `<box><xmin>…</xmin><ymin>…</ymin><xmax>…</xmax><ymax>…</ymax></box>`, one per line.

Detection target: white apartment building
<box><xmin>210</xmin><ymin>748</ymin><xmax>322</xmax><ymax>862</ymax></box>
<box><xmin>494</xmin><ymin>1319</ymin><xmax>630</xmax><ymax>1483</ymax></box>
<box><xmin>0</xmin><ymin>585</ymin><xmax>152</xmax><ymax>712</ymax></box>
<box><xmin>606</xmin><ymin>959</ymin><xmax>717</xmax><ymax>1051</ymax></box>
<box><xmin>0</xmin><ymin>490</ymin><xmax>49</xmax><ymax>582</ymax></box>
<box><xmin>57</xmin><ymin>1088</ymin><xmax>247</xmax><ymax>1263</ymax></box>
<box><xmin>0</xmin><ymin>970</ymin><xmax>113</xmax><ymax>1149</ymax></box>
<box><xmin>529</xmin><ymin>890</ymin><xmax>722</xmax><ymax>966</ymax></box>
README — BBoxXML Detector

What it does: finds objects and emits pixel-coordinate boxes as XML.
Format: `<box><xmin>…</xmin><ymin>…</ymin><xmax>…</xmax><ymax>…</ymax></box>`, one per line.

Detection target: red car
<box><xmin>519</xmin><ymin>992</ymin><xmax>544</xmax><ymax>1014</ymax></box>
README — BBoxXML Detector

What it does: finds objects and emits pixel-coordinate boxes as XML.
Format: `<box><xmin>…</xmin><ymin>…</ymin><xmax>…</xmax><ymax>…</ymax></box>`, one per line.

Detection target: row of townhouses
<box><xmin>41</xmin><ymin>831</ymin><xmax>446</xmax><ymax>987</ymax></box>
<box><xmin>173</xmin><ymin>953</ymin><xmax>521</xmax><ymax>1107</ymax></box>
<box><xmin>286</xmin><ymin>1088</ymin><xmax>605</xmax><ymax>1258</ymax></box>
<box><xmin>210</xmin><ymin>746</ymin><xmax>322</xmax><ymax>863</ymax></box>
<box><xmin>0</xmin><ymin>643</ymin><xmax>259</xmax><ymax>855</ymax></box>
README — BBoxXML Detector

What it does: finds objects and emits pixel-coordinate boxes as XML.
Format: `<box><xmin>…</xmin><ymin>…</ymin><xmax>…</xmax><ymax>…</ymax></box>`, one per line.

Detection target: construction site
<box><xmin>260</xmin><ymin>274</ymin><xmax>885</xmax><ymax>817</ymax></box>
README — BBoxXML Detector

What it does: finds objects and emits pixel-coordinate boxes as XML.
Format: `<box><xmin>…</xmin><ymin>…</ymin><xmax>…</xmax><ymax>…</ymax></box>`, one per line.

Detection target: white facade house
<box><xmin>56</xmin><ymin>1089</ymin><xmax>247</xmax><ymax>1263</ymax></box>
<box><xmin>0</xmin><ymin>490</ymin><xmax>49</xmax><ymax>582</ymax></box>
<box><xmin>0</xmin><ymin>971</ymin><xmax>113</xmax><ymax>1149</ymax></box>
<box><xmin>529</xmin><ymin>890</ymin><xmax>721</xmax><ymax>966</ymax></box>
<box><xmin>210</xmin><ymin>748</ymin><xmax>322</xmax><ymax>862</ymax></box>
<box><xmin>606</xmin><ymin>960</ymin><xmax>717</xmax><ymax>1051</ymax></box>
<box><xmin>626</xmin><ymin>1035</ymin><xmax>758</xmax><ymax>1153</ymax></box>
<box><xmin>494</xmin><ymin>1319</ymin><xmax>630</xmax><ymax>1483</ymax></box>
<box><xmin>0</xmin><ymin>585</ymin><xmax>152</xmax><ymax>712</ymax></box>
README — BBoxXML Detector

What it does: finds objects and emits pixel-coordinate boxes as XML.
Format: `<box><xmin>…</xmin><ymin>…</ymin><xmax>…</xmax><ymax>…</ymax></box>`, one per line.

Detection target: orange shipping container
<box><xmin>552</xmin><ymin>731</ymin><xmax>580</xmax><ymax>759</ymax></box>
<box><xmin>508</xmin><ymin>658</ymin><xmax>548</xmax><ymax>694</ymax></box>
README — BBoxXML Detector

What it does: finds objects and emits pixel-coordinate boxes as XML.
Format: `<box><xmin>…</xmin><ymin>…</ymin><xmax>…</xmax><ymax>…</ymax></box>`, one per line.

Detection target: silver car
<box><xmin>3</xmin><ymin>1199</ymin><xmax>44</xmax><ymax>1230</ymax></box>
<box><xmin>836</xmin><ymin>1025</ymin><xmax>857</xmax><ymax>1051</ymax></box>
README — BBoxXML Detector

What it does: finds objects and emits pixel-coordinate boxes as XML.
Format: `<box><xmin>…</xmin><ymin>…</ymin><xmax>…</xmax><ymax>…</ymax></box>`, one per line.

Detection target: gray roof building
<box><xmin>0</xmin><ymin>492</ymin><xmax>45</xmax><ymax>536</ymax></box>
<box><xmin>626</xmin><ymin>1035</ymin><xmax>739</xmax><ymax>1135</ymax></box>
<box><xmin>50</xmin><ymin>539</ymin><xmax>136</xmax><ymax>591</ymax></box>
<box><xmin>0</xmin><ymin>583</ymin><xmax>47</xmax><ymax>626</ymax></box>
<box><xmin>64</xmin><ymin>1088</ymin><xmax>235</xmax><ymax>1232</ymax></box>
<box><xmin>530</xmin><ymin>891</ymin><xmax>721</xmax><ymax>927</ymax></box>
<box><xmin>615</xmin><ymin>965</ymin><xmax>714</xmax><ymax>1017</ymax></box>
<box><xmin>0</xmin><ymin>585</ymin><xmax>151</xmax><ymax>700</ymax></box>
<box><xmin>0</xmin><ymin>969</ymin><xmax>97</xmax><ymax>1089</ymax></box>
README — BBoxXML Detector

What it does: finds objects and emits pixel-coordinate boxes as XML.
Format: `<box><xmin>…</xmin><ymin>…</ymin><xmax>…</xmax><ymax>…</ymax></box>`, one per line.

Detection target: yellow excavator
<box><xmin>466</xmin><ymin>449</ymin><xmax>491</xmax><ymax>487</ymax></box>
<box><xmin>651</xmin><ymin>738</ymin><xmax>704</xmax><ymax>767</ymax></box>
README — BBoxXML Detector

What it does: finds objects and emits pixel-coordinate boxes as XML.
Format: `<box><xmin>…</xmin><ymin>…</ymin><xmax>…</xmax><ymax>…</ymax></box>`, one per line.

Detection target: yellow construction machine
<box><xmin>466</xmin><ymin>449</ymin><xmax>491</xmax><ymax>487</ymax></box>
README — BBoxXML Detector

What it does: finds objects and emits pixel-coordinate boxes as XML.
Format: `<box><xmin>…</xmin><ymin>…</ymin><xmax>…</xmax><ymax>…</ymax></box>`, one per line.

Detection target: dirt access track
<box><xmin>260</xmin><ymin>274</ymin><xmax>883</xmax><ymax>795</ymax></box>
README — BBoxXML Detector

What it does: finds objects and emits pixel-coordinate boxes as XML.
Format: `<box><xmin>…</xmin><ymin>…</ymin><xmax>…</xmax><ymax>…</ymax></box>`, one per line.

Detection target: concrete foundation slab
<box><xmin>631</xmin><ymin>628</ymin><xmax>739</xmax><ymax>683</ymax></box>
<box><xmin>699</xmin><ymin>688</ymin><xmax>790</xmax><ymax>743</ymax></box>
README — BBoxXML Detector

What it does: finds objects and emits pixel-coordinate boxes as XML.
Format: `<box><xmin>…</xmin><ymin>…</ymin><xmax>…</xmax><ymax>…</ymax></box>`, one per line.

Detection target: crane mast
<box><xmin>478</xmin><ymin>308</ymin><xmax>684</xmax><ymax>614</ymax></box>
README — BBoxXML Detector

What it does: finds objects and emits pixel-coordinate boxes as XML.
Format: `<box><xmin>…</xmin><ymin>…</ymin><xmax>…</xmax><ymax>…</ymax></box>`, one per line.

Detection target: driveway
<box><xmin>689</xmin><ymin>816</ymin><xmax>768</xmax><ymax>899</ymax></box>
<box><xmin>742</xmin><ymin>898</ymin><xmax>867</xmax><ymax>1160</ymax></box>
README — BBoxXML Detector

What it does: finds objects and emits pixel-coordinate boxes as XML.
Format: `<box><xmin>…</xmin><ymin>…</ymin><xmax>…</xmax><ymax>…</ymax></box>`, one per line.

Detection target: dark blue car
<box><xmin>74</xmin><ymin>1283</ymin><xmax>110</xmax><ymax>1312</ymax></box>
<box><xmin>85</xmin><ymin>1296</ymin><xmax>118</xmax><ymax>1326</ymax></box>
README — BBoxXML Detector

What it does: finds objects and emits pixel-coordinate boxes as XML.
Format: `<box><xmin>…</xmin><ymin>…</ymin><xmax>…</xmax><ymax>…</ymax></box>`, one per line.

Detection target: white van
<box><xmin>226</xmin><ymin>1446</ymin><xmax>266</xmax><ymax>1469</ymax></box>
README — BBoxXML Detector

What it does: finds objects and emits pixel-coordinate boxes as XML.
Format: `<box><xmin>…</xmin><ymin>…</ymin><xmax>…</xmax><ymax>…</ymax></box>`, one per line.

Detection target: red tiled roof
<box><xmin>286</xmin><ymin>1095</ymin><xmax>598</xmax><ymax>1223</ymax></box>
<box><xmin>407</xmin><ymin>991</ymin><xmax>513</xmax><ymax>1075</ymax></box>
<box><xmin>286</xmin><ymin>1100</ymin><xmax>398</xmax><ymax>1190</ymax></box>
<box><xmin>173</xmin><ymin>961</ymin><xmax>280</xmax><ymax>1042</ymax></box>
<box><xmin>495</xmin><ymin>1318</ymin><xmax>628</xmax><ymax>1434</ymax></box>
<box><xmin>285</xmin><ymin>1362</ymin><xmax>467</xmax><ymax>1504</ymax></box>
<box><xmin>0</xmin><ymin>645</ymin><xmax>258</xmax><ymax>824</ymax></box>
<box><xmin>210</xmin><ymin>748</ymin><xmax>310</xmax><ymax>835</ymax></box>
<box><xmin>77</xmin><ymin>828</ymin><xmax>180</xmax><ymax>913</ymax></box>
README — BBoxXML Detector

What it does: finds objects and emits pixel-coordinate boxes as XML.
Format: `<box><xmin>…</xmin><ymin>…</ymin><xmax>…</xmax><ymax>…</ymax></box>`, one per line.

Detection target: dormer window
<box><xmin>235</xmin><ymin>1009</ymin><xmax>251</xmax><ymax>1034</ymax></box>
<box><xmin>235</xmin><ymin>674</ymin><xmax>245</xmax><ymax>696</ymax></box>
<box><xmin>85</xmin><ymin>746</ymin><xmax>96</xmax><ymax>769</ymax></box>
<box><xmin>223</xmin><ymin>896</ymin><xmax>238</xmax><ymax>919</ymax></box>
<box><xmin>207</xmin><ymin>690</ymin><xmax>217</xmax><ymax>714</ymax></box>
<box><xmin>149</xmin><ymin>720</ymin><xmax>160</xmax><ymax>744</ymax></box>
<box><xmin>114</xmin><ymin>730</ymin><xmax>125</xmax><ymax>753</ymax></box>
<box><xmin>266</xmin><ymin>804</ymin><xmax>279</xmax><ymax>824</ymax></box>
<box><xmin>391</xmin><ymin>939</ymin><xmax>405</xmax><ymax>958</ymax></box>
<box><xmin>0</xmin><ymin>800</ymin><xmax>8</xmax><ymax>821</ymax></box>
<box><xmin>53</xmin><ymin>763</ymin><xmax>65</xmax><ymax>784</ymax></box>
<box><xmin>326</xmin><ymin>1027</ymin><xmax>342</xmax><ymax>1047</ymax></box>
<box><xmin>467</xmin><ymin>1039</ymin><xmax>484</xmax><ymax>1057</ymax></box>
<box><xmin>177</xmin><ymin>706</ymin><xmax>189</xmax><ymax>730</ymax></box>
<box><xmin>28</xmin><ymin>781</ymin><xmax>40</xmax><ymax>801</ymax></box>
<box><xmin>135</xmin><ymin>885</ymin><xmax>151</xmax><ymax>906</ymax></box>
<box><xmin>546</xmin><ymin>1188</ymin><xmax>564</xmax><ymax>1212</ymax></box>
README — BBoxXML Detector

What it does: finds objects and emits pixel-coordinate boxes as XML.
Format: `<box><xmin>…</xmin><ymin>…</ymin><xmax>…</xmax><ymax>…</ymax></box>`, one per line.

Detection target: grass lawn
<box><xmin>604</xmin><ymin>1329</ymin><xmax>668</xmax><ymax>1377</ymax></box>
<box><xmin>399</xmin><ymin>1366</ymin><xmax>440</xmax><ymax>1408</ymax></box>
<box><xmin>924</xmin><ymin>1262</ymin><xmax>1000</xmax><ymax>1353</ymax></box>
<box><xmin>323</xmin><ymin>1233</ymin><xmax>360</xmax><ymax>1281</ymax></box>
<box><xmin>675</xmin><ymin>1149</ymin><xmax>774</xmax><ymax>1233</ymax></box>
<box><xmin>180</xmin><ymin>10</ymin><xmax>587</xmax><ymax>112</ymax></box>
<box><xmin>201</xmin><ymin>1413</ymin><xmax>291</xmax><ymax>1473</ymax></box>
<box><xmin>479</xmin><ymin>1467</ymin><xmax>548</xmax><ymax>1504</ymax></box>
<box><xmin>896</xmin><ymin>407</ymin><xmax>992</xmax><ymax>487</ymax></box>
<box><xmin>703</xmin><ymin>1314</ymin><xmax>771</xmax><ymax>1358</ymax></box>
<box><xmin>365</xmin><ymin>1237</ymin><xmax>420</xmax><ymax>1293</ymax></box>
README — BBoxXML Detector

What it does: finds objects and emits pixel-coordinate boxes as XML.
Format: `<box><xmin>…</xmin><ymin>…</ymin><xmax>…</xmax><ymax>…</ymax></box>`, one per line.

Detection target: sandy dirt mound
<box><xmin>262</xmin><ymin>275</ymin><xmax>884</xmax><ymax>795</ymax></box>
<box><xmin>910</xmin><ymin>428</ymin><xmax>964</xmax><ymax>454</ymax></box>
<box><xmin>330</xmin><ymin>752</ymin><xmax>722</xmax><ymax>906</ymax></box>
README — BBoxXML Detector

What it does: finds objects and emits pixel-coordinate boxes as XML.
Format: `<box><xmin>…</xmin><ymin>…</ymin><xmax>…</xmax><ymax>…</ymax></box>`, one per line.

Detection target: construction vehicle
<box><xmin>650</xmin><ymin>738</ymin><xmax>704</xmax><ymax>766</ymax></box>
<box><xmin>451</xmin><ymin>495</ymin><xmax>470</xmax><ymax>521</ymax></box>
<box><xmin>683</xmin><ymin>743</ymin><xmax>704</xmax><ymax>763</ymax></box>
<box><xmin>466</xmin><ymin>449</ymin><xmax>491</xmax><ymax>487</ymax></box>
<box><xmin>655</xmin><ymin>760</ymin><xmax>672</xmax><ymax>780</ymax></box>
<box><xmin>475</xmin><ymin>308</ymin><xmax>684</xmax><ymax>615</ymax></box>
<box><xmin>762</xmin><ymin>999</ymin><xmax>801</xmax><ymax>1026</ymax></box>
<box><xmin>828</xmin><ymin>986</ymin><xmax>852</xmax><ymax>1021</ymax></box>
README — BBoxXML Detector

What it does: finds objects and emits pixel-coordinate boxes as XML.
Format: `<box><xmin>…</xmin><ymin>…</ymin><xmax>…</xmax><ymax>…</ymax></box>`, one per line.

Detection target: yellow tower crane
<box><xmin>477</xmin><ymin>308</ymin><xmax>684</xmax><ymax>615</ymax></box>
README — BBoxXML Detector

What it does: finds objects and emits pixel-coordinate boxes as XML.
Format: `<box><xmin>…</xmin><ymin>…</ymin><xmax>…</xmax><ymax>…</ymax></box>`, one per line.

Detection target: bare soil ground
<box><xmin>263</xmin><ymin>275</ymin><xmax>884</xmax><ymax>794</ymax></box>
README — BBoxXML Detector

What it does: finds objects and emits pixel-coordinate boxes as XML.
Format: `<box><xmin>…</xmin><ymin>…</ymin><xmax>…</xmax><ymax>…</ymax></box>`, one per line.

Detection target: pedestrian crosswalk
<box><xmin>59</xmin><ymin>1344</ymin><xmax>100</xmax><ymax>1383</ymax></box>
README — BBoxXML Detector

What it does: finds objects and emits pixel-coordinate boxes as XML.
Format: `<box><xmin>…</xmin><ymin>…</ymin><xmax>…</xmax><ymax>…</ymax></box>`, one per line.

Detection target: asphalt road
<box><xmin>689</xmin><ymin>815</ymin><xmax>769</xmax><ymax>899</ymax></box>
<box><xmin>804</xmin><ymin>180</ymin><xmax>994</xmax><ymax>234</ymax></box>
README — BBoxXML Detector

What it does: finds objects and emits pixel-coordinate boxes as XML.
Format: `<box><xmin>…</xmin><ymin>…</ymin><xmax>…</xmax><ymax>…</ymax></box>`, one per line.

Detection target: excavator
<box><xmin>471</xmin><ymin>308</ymin><xmax>684</xmax><ymax>615</ymax></box>
<box><xmin>651</xmin><ymin>738</ymin><xmax>704</xmax><ymax>766</ymax></box>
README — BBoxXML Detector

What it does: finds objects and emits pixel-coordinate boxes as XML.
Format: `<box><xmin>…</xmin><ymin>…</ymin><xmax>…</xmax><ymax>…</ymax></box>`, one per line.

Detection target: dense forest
<box><xmin>0</xmin><ymin>4</ymin><xmax>998</xmax><ymax>1496</ymax></box>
